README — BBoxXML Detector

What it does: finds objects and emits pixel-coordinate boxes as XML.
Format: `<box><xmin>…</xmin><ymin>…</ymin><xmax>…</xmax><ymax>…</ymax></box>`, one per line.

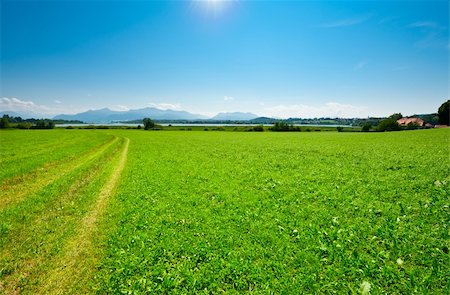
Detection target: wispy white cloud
<box><xmin>415</xmin><ymin>32</ymin><xmax>448</xmax><ymax>50</ymax></box>
<box><xmin>409</xmin><ymin>21</ymin><xmax>438</xmax><ymax>29</ymax></box>
<box><xmin>1</xmin><ymin>97</ymin><xmax>50</xmax><ymax>114</ymax></box>
<box><xmin>353</xmin><ymin>61</ymin><xmax>369</xmax><ymax>71</ymax></box>
<box><xmin>262</xmin><ymin>102</ymin><xmax>369</xmax><ymax>119</ymax></box>
<box><xmin>408</xmin><ymin>21</ymin><xmax>448</xmax><ymax>50</ymax></box>
<box><xmin>0</xmin><ymin>97</ymin><xmax>93</xmax><ymax>117</ymax></box>
<box><xmin>319</xmin><ymin>14</ymin><xmax>372</xmax><ymax>28</ymax></box>
<box><xmin>148</xmin><ymin>102</ymin><xmax>182</xmax><ymax>110</ymax></box>
<box><xmin>224</xmin><ymin>96</ymin><xmax>234</xmax><ymax>101</ymax></box>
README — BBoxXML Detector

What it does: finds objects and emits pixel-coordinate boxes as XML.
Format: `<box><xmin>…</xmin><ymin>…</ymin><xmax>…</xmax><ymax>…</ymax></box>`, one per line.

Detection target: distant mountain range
<box><xmin>53</xmin><ymin>107</ymin><xmax>209</xmax><ymax>123</ymax></box>
<box><xmin>48</xmin><ymin>108</ymin><xmax>259</xmax><ymax>123</ymax></box>
<box><xmin>211</xmin><ymin>112</ymin><xmax>258</xmax><ymax>121</ymax></box>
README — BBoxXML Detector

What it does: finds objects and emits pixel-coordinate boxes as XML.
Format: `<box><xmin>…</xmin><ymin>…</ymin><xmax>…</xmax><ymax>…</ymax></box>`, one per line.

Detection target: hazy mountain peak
<box><xmin>53</xmin><ymin>107</ymin><xmax>207</xmax><ymax>123</ymax></box>
<box><xmin>211</xmin><ymin>112</ymin><xmax>259</xmax><ymax>121</ymax></box>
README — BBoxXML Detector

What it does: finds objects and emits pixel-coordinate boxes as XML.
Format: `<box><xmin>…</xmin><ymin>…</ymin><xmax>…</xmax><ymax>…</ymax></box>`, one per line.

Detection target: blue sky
<box><xmin>1</xmin><ymin>0</ymin><xmax>448</xmax><ymax>118</ymax></box>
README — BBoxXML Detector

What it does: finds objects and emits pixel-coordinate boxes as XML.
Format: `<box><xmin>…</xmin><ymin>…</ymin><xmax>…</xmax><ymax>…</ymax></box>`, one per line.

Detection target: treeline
<box><xmin>121</xmin><ymin>114</ymin><xmax>440</xmax><ymax>128</ymax></box>
<box><xmin>2</xmin><ymin>115</ymin><xmax>82</xmax><ymax>124</ymax></box>
<box><xmin>270</xmin><ymin>122</ymin><xmax>301</xmax><ymax>132</ymax></box>
<box><xmin>255</xmin><ymin>105</ymin><xmax>447</xmax><ymax>132</ymax></box>
<box><xmin>0</xmin><ymin>115</ymin><xmax>57</xmax><ymax>129</ymax></box>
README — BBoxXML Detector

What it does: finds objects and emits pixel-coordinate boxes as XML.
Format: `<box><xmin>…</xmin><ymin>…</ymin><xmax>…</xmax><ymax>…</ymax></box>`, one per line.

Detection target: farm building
<box><xmin>397</xmin><ymin>117</ymin><xmax>424</xmax><ymax>126</ymax></box>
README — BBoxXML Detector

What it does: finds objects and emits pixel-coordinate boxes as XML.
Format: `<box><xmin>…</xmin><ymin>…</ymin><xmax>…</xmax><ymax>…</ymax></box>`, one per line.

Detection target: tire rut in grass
<box><xmin>0</xmin><ymin>138</ymin><xmax>126</xmax><ymax>294</ymax></box>
<box><xmin>0</xmin><ymin>133</ymin><xmax>105</xmax><ymax>168</ymax></box>
<box><xmin>37</xmin><ymin>137</ymin><xmax>129</xmax><ymax>294</ymax></box>
<box><xmin>0</xmin><ymin>136</ymin><xmax>118</xmax><ymax>210</ymax></box>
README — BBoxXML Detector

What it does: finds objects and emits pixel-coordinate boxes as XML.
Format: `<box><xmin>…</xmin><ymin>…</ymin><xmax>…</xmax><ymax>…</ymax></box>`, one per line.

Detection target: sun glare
<box><xmin>193</xmin><ymin>0</ymin><xmax>234</xmax><ymax>16</ymax></box>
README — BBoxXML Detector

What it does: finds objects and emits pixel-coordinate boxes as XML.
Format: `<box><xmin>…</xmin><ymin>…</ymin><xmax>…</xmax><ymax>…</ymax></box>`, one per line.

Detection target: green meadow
<box><xmin>0</xmin><ymin>128</ymin><xmax>448</xmax><ymax>294</ymax></box>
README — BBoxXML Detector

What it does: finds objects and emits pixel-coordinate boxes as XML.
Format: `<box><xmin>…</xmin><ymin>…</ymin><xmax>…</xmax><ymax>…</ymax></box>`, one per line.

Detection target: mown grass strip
<box><xmin>0</xmin><ymin>136</ymin><xmax>118</xmax><ymax>210</ymax></box>
<box><xmin>0</xmin><ymin>130</ymin><xmax>78</xmax><ymax>156</ymax></box>
<box><xmin>0</xmin><ymin>134</ymin><xmax>116</xmax><ymax>187</ymax></box>
<box><xmin>0</xmin><ymin>138</ymin><xmax>126</xmax><ymax>294</ymax></box>
<box><xmin>38</xmin><ymin>137</ymin><xmax>130</xmax><ymax>294</ymax></box>
<box><xmin>0</xmin><ymin>130</ymin><xmax>113</xmax><ymax>182</ymax></box>
<box><xmin>0</xmin><ymin>132</ymin><xmax>101</xmax><ymax>164</ymax></box>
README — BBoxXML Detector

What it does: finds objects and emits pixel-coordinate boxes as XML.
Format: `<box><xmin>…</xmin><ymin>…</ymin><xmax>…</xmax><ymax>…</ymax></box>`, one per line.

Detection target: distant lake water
<box><xmin>56</xmin><ymin>123</ymin><xmax>357</xmax><ymax>128</ymax></box>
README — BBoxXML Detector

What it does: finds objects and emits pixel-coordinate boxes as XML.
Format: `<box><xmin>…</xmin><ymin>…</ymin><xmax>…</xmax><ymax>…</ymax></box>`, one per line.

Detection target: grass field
<box><xmin>0</xmin><ymin>128</ymin><xmax>448</xmax><ymax>294</ymax></box>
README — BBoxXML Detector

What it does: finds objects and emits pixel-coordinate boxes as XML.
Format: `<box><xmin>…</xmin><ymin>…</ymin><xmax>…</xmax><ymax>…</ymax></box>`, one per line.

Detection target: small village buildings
<box><xmin>397</xmin><ymin>117</ymin><xmax>425</xmax><ymax>126</ymax></box>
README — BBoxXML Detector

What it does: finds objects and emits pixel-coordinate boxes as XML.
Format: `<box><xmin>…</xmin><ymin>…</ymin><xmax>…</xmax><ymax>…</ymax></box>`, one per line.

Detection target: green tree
<box><xmin>33</xmin><ymin>119</ymin><xmax>55</xmax><ymax>129</ymax></box>
<box><xmin>35</xmin><ymin>120</ymin><xmax>46</xmax><ymax>128</ymax></box>
<box><xmin>17</xmin><ymin>122</ymin><xmax>32</xmax><ymax>129</ymax></box>
<box><xmin>438</xmin><ymin>100</ymin><xmax>449</xmax><ymax>125</ymax></box>
<box><xmin>0</xmin><ymin>116</ymin><xmax>10</xmax><ymax>128</ymax></box>
<box><xmin>376</xmin><ymin>118</ymin><xmax>400</xmax><ymax>132</ymax></box>
<box><xmin>271</xmin><ymin>121</ymin><xmax>300</xmax><ymax>132</ymax></box>
<box><xmin>47</xmin><ymin>120</ymin><xmax>55</xmax><ymax>129</ymax></box>
<box><xmin>388</xmin><ymin>113</ymin><xmax>403</xmax><ymax>120</ymax></box>
<box><xmin>406</xmin><ymin>122</ymin><xmax>420</xmax><ymax>130</ymax></box>
<box><xmin>252</xmin><ymin>125</ymin><xmax>264</xmax><ymax>132</ymax></box>
<box><xmin>143</xmin><ymin>118</ymin><xmax>155</xmax><ymax>130</ymax></box>
<box><xmin>361</xmin><ymin>122</ymin><xmax>372</xmax><ymax>132</ymax></box>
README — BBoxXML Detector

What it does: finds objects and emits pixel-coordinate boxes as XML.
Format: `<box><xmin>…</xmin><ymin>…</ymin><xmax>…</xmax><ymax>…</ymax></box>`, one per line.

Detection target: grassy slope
<box><xmin>96</xmin><ymin>129</ymin><xmax>449</xmax><ymax>293</ymax></box>
<box><xmin>0</xmin><ymin>131</ymin><xmax>126</xmax><ymax>293</ymax></box>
